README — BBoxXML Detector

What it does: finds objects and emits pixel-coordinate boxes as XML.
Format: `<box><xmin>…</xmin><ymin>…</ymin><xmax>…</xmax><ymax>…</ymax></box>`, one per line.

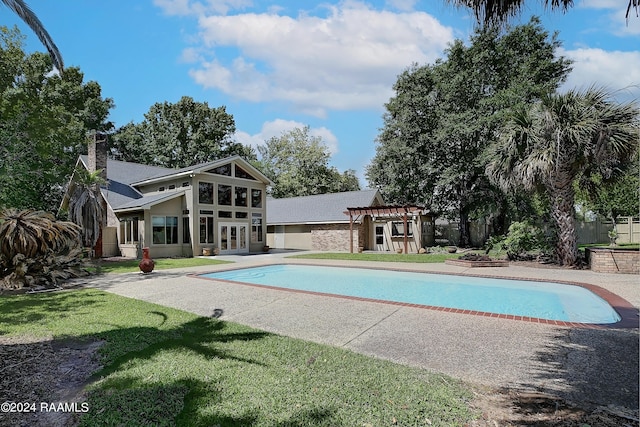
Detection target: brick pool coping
<box><xmin>191</xmin><ymin>263</ymin><xmax>639</xmax><ymax>329</ymax></box>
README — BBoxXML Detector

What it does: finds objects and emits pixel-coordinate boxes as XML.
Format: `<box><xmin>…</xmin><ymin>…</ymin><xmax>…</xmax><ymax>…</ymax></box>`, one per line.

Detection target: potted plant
<box><xmin>263</xmin><ymin>245</ymin><xmax>270</xmax><ymax>253</ymax></box>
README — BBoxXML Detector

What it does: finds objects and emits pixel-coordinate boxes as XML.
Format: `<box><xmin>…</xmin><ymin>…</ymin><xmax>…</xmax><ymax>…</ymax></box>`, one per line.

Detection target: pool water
<box><xmin>201</xmin><ymin>264</ymin><xmax>621</xmax><ymax>324</ymax></box>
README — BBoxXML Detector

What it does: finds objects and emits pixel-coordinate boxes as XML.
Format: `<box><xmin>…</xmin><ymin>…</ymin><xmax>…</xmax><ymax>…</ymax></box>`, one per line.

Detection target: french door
<box><xmin>218</xmin><ymin>223</ymin><xmax>249</xmax><ymax>254</ymax></box>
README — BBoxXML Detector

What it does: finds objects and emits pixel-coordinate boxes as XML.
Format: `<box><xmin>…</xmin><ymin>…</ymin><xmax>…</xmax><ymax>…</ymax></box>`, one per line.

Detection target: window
<box><xmin>199</xmin><ymin>216</ymin><xmax>214</xmax><ymax>244</ymax></box>
<box><xmin>210</xmin><ymin>164</ymin><xmax>231</xmax><ymax>176</ymax></box>
<box><xmin>235</xmin><ymin>165</ymin><xmax>256</xmax><ymax>180</ymax></box>
<box><xmin>218</xmin><ymin>211</ymin><xmax>232</xmax><ymax>218</ymax></box>
<box><xmin>119</xmin><ymin>219</ymin><xmax>139</xmax><ymax>244</ymax></box>
<box><xmin>199</xmin><ymin>182</ymin><xmax>214</xmax><ymax>204</ymax></box>
<box><xmin>218</xmin><ymin>184</ymin><xmax>232</xmax><ymax>205</ymax></box>
<box><xmin>182</xmin><ymin>217</ymin><xmax>190</xmax><ymax>244</ymax></box>
<box><xmin>251</xmin><ymin>213</ymin><xmax>263</xmax><ymax>242</ymax></box>
<box><xmin>235</xmin><ymin>186</ymin><xmax>247</xmax><ymax>206</ymax></box>
<box><xmin>251</xmin><ymin>189</ymin><xmax>262</xmax><ymax>208</ymax></box>
<box><xmin>182</xmin><ymin>182</ymin><xmax>190</xmax><ymax>187</ymax></box>
<box><xmin>391</xmin><ymin>221</ymin><xmax>412</xmax><ymax>237</ymax></box>
<box><xmin>158</xmin><ymin>186</ymin><xmax>165</xmax><ymax>192</ymax></box>
<box><xmin>168</xmin><ymin>184</ymin><xmax>176</xmax><ymax>190</ymax></box>
<box><xmin>235</xmin><ymin>212</ymin><xmax>248</xmax><ymax>219</ymax></box>
<box><xmin>153</xmin><ymin>216</ymin><xmax>178</xmax><ymax>244</ymax></box>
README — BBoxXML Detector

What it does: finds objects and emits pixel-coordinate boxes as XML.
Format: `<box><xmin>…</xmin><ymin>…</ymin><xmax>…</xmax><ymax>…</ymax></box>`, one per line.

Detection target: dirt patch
<box><xmin>0</xmin><ymin>335</ymin><xmax>102</xmax><ymax>427</ymax></box>
<box><xmin>469</xmin><ymin>386</ymin><xmax>639</xmax><ymax>426</ymax></box>
<box><xmin>0</xmin><ymin>335</ymin><xmax>637</xmax><ymax>426</ymax></box>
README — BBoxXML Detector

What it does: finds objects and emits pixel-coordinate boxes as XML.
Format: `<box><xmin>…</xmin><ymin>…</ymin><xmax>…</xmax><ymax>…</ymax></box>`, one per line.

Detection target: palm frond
<box><xmin>2</xmin><ymin>0</ymin><xmax>64</xmax><ymax>72</ymax></box>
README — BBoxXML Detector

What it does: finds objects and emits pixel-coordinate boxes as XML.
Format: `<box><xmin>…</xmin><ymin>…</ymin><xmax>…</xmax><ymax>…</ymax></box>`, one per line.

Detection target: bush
<box><xmin>0</xmin><ymin>209</ymin><xmax>91</xmax><ymax>290</ymax></box>
<box><xmin>486</xmin><ymin>221</ymin><xmax>551</xmax><ymax>260</ymax></box>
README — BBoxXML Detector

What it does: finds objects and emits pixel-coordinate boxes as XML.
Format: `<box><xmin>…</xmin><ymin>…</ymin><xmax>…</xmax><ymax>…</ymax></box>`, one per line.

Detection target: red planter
<box><xmin>139</xmin><ymin>247</ymin><xmax>155</xmax><ymax>273</ymax></box>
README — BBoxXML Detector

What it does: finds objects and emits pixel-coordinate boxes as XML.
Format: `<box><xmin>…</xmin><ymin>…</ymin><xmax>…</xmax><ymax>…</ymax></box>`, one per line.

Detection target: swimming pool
<box><xmin>200</xmin><ymin>264</ymin><xmax>622</xmax><ymax>324</ymax></box>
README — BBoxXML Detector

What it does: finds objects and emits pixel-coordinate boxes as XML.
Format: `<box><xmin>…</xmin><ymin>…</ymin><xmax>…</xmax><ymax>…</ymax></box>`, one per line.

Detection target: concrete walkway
<box><xmin>83</xmin><ymin>252</ymin><xmax>639</xmax><ymax>410</ymax></box>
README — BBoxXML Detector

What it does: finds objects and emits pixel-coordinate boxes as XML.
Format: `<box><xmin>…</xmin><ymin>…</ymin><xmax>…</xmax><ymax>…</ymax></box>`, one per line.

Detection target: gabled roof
<box><xmin>130</xmin><ymin>155</ymin><xmax>272</xmax><ymax>186</ymax></box>
<box><xmin>266</xmin><ymin>189</ymin><xmax>384</xmax><ymax>225</ymax></box>
<box><xmin>112</xmin><ymin>190</ymin><xmax>186</xmax><ymax>213</ymax></box>
<box><xmin>76</xmin><ymin>155</ymin><xmax>271</xmax><ymax>212</ymax></box>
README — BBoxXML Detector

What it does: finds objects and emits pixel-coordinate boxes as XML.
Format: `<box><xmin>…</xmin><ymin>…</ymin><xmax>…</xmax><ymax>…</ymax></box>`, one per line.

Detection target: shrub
<box><xmin>0</xmin><ymin>209</ymin><xmax>91</xmax><ymax>290</ymax></box>
<box><xmin>486</xmin><ymin>221</ymin><xmax>551</xmax><ymax>260</ymax></box>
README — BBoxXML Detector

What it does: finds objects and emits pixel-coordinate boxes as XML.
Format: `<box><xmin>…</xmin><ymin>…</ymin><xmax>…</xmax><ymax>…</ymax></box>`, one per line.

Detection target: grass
<box><xmin>289</xmin><ymin>252</ymin><xmax>464</xmax><ymax>263</ymax></box>
<box><xmin>91</xmin><ymin>257</ymin><xmax>232</xmax><ymax>274</ymax></box>
<box><xmin>0</xmin><ymin>289</ymin><xmax>477</xmax><ymax>426</ymax></box>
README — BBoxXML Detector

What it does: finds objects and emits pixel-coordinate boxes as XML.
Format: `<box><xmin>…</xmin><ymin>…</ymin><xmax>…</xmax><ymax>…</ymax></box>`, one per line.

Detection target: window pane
<box><xmin>235</xmin><ymin>165</ymin><xmax>256</xmax><ymax>180</ymax></box>
<box><xmin>167</xmin><ymin>216</ymin><xmax>178</xmax><ymax>244</ymax></box>
<box><xmin>199</xmin><ymin>217</ymin><xmax>207</xmax><ymax>243</ymax></box>
<box><xmin>206</xmin><ymin>217</ymin><xmax>214</xmax><ymax>243</ymax></box>
<box><xmin>220</xmin><ymin>225</ymin><xmax>228</xmax><ymax>250</ymax></box>
<box><xmin>251</xmin><ymin>189</ymin><xmax>262</xmax><ymax>208</ymax></box>
<box><xmin>218</xmin><ymin>184</ymin><xmax>232</xmax><ymax>205</ymax></box>
<box><xmin>152</xmin><ymin>216</ymin><xmax>166</xmax><ymax>244</ymax></box>
<box><xmin>199</xmin><ymin>182</ymin><xmax>213</xmax><ymax>204</ymax></box>
<box><xmin>235</xmin><ymin>186</ymin><xmax>247</xmax><ymax>206</ymax></box>
<box><xmin>183</xmin><ymin>217</ymin><xmax>190</xmax><ymax>243</ymax></box>
<box><xmin>251</xmin><ymin>213</ymin><xmax>263</xmax><ymax>243</ymax></box>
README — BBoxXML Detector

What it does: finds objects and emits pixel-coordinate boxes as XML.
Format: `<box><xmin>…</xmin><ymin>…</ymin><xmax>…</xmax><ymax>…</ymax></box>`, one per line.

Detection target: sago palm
<box><xmin>67</xmin><ymin>167</ymin><xmax>106</xmax><ymax>249</ymax></box>
<box><xmin>0</xmin><ymin>209</ymin><xmax>80</xmax><ymax>260</ymax></box>
<box><xmin>485</xmin><ymin>87</ymin><xmax>639</xmax><ymax>266</ymax></box>
<box><xmin>2</xmin><ymin>0</ymin><xmax>63</xmax><ymax>71</ymax></box>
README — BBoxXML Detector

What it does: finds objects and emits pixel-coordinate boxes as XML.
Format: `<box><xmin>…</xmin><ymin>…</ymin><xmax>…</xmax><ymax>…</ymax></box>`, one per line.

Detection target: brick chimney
<box><xmin>88</xmin><ymin>131</ymin><xmax>108</xmax><ymax>182</ymax></box>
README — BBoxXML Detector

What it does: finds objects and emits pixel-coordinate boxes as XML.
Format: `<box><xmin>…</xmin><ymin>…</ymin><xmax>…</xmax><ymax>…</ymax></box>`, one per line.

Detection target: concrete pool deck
<box><xmin>83</xmin><ymin>251</ymin><xmax>639</xmax><ymax>411</ymax></box>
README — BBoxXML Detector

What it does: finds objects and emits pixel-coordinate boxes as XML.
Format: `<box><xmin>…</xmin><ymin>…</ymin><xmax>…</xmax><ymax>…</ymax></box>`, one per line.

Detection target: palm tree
<box><xmin>448</xmin><ymin>0</ymin><xmax>638</xmax><ymax>25</ymax></box>
<box><xmin>67</xmin><ymin>167</ymin><xmax>106</xmax><ymax>250</ymax></box>
<box><xmin>2</xmin><ymin>0</ymin><xmax>63</xmax><ymax>71</ymax></box>
<box><xmin>485</xmin><ymin>87</ymin><xmax>639</xmax><ymax>266</ymax></box>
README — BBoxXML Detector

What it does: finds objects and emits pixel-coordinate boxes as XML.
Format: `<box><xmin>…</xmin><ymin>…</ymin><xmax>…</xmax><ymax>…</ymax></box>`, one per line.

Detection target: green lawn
<box><xmin>92</xmin><ymin>257</ymin><xmax>232</xmax><ymax>274</ymax></box>
<box><xmin>289</xmin><ymin>252</ymin><xmax>463</xmax><ymax>263</ymax></box>
<box><xmin>0</xmin><ymin>289</ymin><xmax>477</xmax><ymax>426</ymax></box>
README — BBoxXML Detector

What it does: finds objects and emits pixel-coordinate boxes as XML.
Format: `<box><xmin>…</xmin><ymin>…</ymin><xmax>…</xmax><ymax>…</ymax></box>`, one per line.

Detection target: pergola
<box><xmin>344</xmin><ymin>205</ymin><xmax>424</xmax><ymax>254</ymax></box>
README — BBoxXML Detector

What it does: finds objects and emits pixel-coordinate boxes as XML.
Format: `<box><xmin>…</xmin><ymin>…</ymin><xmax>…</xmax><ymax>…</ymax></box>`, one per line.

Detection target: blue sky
<box><xmin>4</xmin><ymin>0</ymin><xmax>639</xmax><ymax>186</ymax></box>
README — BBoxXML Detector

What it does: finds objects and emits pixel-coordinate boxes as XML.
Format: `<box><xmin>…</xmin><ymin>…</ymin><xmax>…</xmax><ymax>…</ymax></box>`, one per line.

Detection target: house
<box><xmin>266</xmin><ymin>190</ymin><xmax>435</xmax><ymax>253</ymax></box>
<box><xmin>62</xmin><ymin>134</ymin><xmax>271</xmax><ymax>258</ymax></box>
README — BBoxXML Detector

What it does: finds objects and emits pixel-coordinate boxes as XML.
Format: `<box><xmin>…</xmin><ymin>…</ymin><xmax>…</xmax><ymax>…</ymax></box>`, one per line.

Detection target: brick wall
<box><xmin>588</xmin><ymin>248</ymin><xmax>640</xmax><ymax>274</ymax></box>
<box><xmin>310</xmin><ymin>223</ymin><xmax>365</xmax><ymax>251</ymax></box>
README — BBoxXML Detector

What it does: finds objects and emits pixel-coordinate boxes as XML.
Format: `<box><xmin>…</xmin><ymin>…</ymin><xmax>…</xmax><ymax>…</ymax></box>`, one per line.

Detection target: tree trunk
<box><xmin>458</xmin><ymin>209</ymin><xmax>471</xmax><ymax>248</ymax></box>
<box><xmin>548</xmin><ymin>176</ymin><xmax>578</xmax><ymax>266</ymax></box>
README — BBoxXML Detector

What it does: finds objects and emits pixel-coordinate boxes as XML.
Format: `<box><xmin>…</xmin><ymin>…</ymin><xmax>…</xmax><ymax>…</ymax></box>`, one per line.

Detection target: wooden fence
<box><xmin>435</xmin><ymin>216</ymin><xmax>639</xmax><ymax>246</ymax></box>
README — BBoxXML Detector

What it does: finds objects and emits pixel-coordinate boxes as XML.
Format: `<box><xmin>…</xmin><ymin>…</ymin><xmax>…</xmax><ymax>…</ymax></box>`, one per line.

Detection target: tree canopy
<box><xmin>256</xmin><ymin>126</ymin><xmax>360</xmax><ymax>198</ymax></box>
<box><xmin>0</xmin><ymin>26</ymin><xmax>113</xmax><ymax>212</ymax></box>
<box><xmin>367</xmin><ymin>17</ymin><xmax>571</xmax><ymax>246</ymax></box>
<box><xmin>110</xmin><ymin>96</ymin><xmax>253</xmax><ymax>169</ymax></box>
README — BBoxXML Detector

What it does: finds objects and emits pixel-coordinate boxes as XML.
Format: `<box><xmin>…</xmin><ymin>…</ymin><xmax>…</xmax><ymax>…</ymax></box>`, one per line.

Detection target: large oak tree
<box><xmin>111</xmin><ymin>96</ymin><xmax>253</xmax><ymax>169</ymax></box>
<box><xmin>367</xmin><ymin>17</ymin><xmax>571</xmax><ymax>246</ymax></box>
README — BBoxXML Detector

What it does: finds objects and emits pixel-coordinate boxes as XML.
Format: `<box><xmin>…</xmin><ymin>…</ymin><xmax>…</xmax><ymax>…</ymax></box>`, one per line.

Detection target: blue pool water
<box><xmin>201</xmin><ymin>264</ymin><xmax>621</xmax><ymax>324</ymax></box>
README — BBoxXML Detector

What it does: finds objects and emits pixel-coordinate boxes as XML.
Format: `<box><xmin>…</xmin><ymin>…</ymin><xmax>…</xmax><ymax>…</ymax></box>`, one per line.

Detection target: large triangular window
<box><xmin>235</xmin><ymin>165</ymin><xmax>257</xmax><ymax>180</ymax></box>
<box><xmin>207</xmin><ymin>164</ymin><xmax>231</xmax><ymax>176</ymax></box>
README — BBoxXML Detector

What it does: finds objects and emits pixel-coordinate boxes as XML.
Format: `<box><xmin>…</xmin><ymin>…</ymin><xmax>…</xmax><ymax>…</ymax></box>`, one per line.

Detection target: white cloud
<box><xmin>182</xmin><ymin>1</ymin><xmax>454</xmax><ymax>116</ymax></box>
<box><xmin>235</xmin><ymin>119</ymin><xmax>339</xmax><ymax>155</ymax></box>
<box><xmin>560</xmin><ymin>47</ymin><xmax>640</xmax><ymax>102</ymax></box>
